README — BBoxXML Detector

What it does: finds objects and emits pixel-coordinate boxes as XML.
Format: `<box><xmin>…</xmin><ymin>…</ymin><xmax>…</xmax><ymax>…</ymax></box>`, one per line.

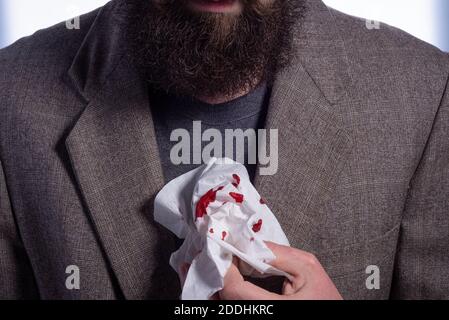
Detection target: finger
<box><xmin>179</xmin><ymin>263</ymin><xmax>191</xmax><ymax>287</ymax></box>
<box><xmin>266</xmin><ymin>242</ymin><xmax>301</xmax><ymax>276</ymax></box>
<box><xmin>282</xmin><ymin>278</ymin><xmax>302</xmax><ymax>296</ymax></box>
<box><xmin>220</xmin><ymin>258</ymin><xmax>282</xmax><ymax>300</ymax></box>
<box><xmin>282</xmin><ymin>279</ymin><xmax>294</xmax><ymax>295</ymax></box>
<box><xmin>223</xmin><ymin>257</ymin><xmax>244</xmax><ymax>286</ymax></box>
<box><xmin>264</xmin><ymin>241</ymin><xmax>307</xmax><ymax>276</ymax></box>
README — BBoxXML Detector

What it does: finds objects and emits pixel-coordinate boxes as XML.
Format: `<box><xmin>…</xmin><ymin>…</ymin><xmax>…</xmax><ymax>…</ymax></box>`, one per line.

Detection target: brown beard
<box><xmin>124</xmin><ymin>0</ymin><xmax>306</xmax><ymax>99</ymax></box>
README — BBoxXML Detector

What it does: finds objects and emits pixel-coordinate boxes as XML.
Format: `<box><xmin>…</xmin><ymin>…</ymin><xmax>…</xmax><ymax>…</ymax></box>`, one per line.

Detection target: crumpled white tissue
<box><xmin>154</xmin><ymin>158</ymin><xmax>291</xmax><ymax>300</ymax></box>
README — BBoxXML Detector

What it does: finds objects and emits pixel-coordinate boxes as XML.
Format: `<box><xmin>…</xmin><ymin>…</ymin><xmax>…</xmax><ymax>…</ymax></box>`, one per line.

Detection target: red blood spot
<box><xmin>252</xmin><ymin>219</ymin><xmax>263</xmax><ymax>233</ymax></box>
<box><xmin>195</xmin><ymin>186</ymin><xmax>223</xmax><ymax>220</ymax></box>
<box><xmin>209</xmin><ymin>228</ymin><xmax>214</xmax><ymax>234</ymax></box>
<box><xmin>229</xmin><ymin>192</ymin><xmax>244</xmax><ymax>203</ymax></box>
<box><xmin>232</xmin><ymin>174</ymin><xmax>241</xmax><ymax>187</ymax></box>
<box><xmin>259</xmin><ymin>197</ymin><xmax>266</xmax><ymax>205</ymax></box>
<box><xmin>221</xmin><ymin>231</ymin><xmax>227</xmax><ymax>241</ymax></box>
<box><xmin>250</xmin><ymin>237</ymin><xmax>255</xmax><ymax>241</ymax></box>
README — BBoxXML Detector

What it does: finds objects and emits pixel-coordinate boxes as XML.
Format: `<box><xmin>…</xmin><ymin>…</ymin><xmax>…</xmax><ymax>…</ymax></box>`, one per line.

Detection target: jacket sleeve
<box><xmin>0</xmin><ymin>158</ymin><xmax>39</xmax><ymax>299</ymax></box>
<box><xmin>390</xmin><ymin>69</ymin><xmax>449</xmax><ymax>299</ymax></box>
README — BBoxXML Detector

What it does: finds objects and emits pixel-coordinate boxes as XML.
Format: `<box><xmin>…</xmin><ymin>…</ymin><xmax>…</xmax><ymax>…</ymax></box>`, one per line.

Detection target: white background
<box><xmin>0</xmin><ymin>0</ymin><xmax>447</xmax><ymax>51</ymax></box>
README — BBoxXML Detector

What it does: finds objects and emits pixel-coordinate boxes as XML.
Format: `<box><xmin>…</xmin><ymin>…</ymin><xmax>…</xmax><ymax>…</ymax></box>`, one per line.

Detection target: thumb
<box><xmin>265</xmin><ymin>242</ymin><xmax>308</xmax><ymax>292</ymax></box>
<box><xmin>265</xmin><ymin>241</ymin><xmax>308</xmax><ymax>277</ymax></box>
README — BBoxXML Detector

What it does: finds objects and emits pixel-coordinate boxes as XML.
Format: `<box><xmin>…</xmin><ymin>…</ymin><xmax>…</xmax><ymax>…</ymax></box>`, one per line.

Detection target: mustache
<box><xmin>148</xmin><ymin>0</ymin><xmax>280</xmax><ymax>18</ymax></box>
<box><xmin>139</xmin><ymin>0</ymin><xmax>285</xmax><ymax>47</ymax></box>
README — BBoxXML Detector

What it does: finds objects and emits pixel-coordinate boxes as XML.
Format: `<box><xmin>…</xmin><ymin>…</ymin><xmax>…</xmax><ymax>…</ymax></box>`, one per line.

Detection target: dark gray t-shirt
<box><xmin>150</xmin><ymin>83</ymin><xmax>270</xmax><ymax>182</ymax></box>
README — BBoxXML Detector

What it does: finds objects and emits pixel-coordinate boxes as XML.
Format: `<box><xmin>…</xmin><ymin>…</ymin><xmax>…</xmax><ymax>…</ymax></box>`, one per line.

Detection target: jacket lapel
<box><xmin>64</xmin><ymin>2</ymin><xmax>179</xmax><ymax>299</ymax></box>
<box><xmin>254</xmin><ymin>1</ymin><xmax>354</xmax><ymax>252</ymax></box>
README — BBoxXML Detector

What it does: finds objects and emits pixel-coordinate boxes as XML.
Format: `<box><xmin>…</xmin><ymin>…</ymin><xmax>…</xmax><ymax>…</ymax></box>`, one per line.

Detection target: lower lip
<box><xmin>188</xmin><ymin>0</ymin><xmax>240</xmax><ymax>13</ymax></box>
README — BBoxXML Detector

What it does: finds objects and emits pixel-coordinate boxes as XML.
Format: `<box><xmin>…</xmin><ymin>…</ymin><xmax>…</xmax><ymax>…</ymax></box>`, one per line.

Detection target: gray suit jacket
<box><xmin>1</xmin><ymin>0</ymin><xmax>448</xmax><ymax>299</ymax></box>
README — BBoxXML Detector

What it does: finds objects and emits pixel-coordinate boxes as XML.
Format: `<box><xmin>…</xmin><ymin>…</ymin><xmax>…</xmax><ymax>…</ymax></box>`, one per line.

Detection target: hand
<box><xmin>219</xmin><ymin>242</ymin><xmax>343</xmax><ymax>300</ymax></box>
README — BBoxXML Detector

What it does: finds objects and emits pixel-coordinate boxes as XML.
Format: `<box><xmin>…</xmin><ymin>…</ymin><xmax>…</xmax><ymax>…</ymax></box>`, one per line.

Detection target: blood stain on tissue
<box><xmin>209</xmin><ymin>228</ymin><xmax>214</xmax><ymax>234</ymax></box>
<box><xmin>232</xmin><ymin>174</ymin><xmax>241</xmax><ymax>187</ymax></box>
<box><xmin>229</xmin><ymin>192</ymin><xmax>244</xmax><ymax>203</ymax></box>
<box><xmin>252</xmin><ymin>219</ymin><xmax>263</xmax><ymax>232</ymax></box>
<box><xmin>221</xmin><ymin>231</ymin><xmax>227</xmax><ymax>240</ymax></box>
<box><xmin>195</xmin><ymin>186</ymin><xmax>224</xmax><ymax>219</ymax></box>
<box><xmin>259</xmin><ymin>197</ymin><xmax>266</xmax><ymax>205</ymax></box>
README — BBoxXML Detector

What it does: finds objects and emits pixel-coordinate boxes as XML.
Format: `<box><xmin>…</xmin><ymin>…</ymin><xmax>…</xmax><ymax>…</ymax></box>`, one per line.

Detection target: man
<box><xmin>0</xmin><ymin>0</ymin><xmax>448</xmax><ymax>300</ymax></box>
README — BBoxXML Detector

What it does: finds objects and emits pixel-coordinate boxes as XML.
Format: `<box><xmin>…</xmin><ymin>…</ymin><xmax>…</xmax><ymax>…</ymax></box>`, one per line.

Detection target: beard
<box><xmin>124</xmin><ymin>0</ymin><xmax>306</xmax><ymax>99</ymax></box>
